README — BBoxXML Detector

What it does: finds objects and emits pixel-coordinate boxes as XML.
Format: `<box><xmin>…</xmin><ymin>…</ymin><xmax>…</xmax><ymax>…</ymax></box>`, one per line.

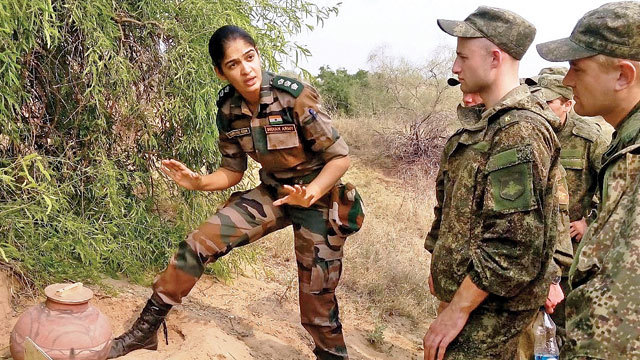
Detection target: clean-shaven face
<box><xmin>452</xmin><ymin>37</ymin><xmax>493</xmax><ymax>94</ymax></box>
<box><xmin>217</xmin><ymin>39</ymin><xmax>262</xmax><ymax>98</ymax></box>
<box><xmin>564</xmin><ymin>57</ymin><xmax>618</xmax><ymax>118</ymax></box>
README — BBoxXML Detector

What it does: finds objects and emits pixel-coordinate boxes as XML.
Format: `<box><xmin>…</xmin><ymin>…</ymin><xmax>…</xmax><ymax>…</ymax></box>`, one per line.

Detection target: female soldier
<box><xmin>108</xmin><ymin>25</ymin><xmax>364</xmax><ymax>360</ymax></box>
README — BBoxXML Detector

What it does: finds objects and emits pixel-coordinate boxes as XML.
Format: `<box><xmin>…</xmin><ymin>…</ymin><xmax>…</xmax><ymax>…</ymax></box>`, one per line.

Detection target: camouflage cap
<box><xmin>535</xmin><ymin>74</ymin><xmax>573</xmax><ymax>101</ymax></box>
<box><xmin>537</xmin><ymin>1</ymin><xmax>640</xmax><ymax>62</ymax></box>
<box><xmin>538</xmin><ymin>67</ymin><xmax>568</xmax><ymax>76</ymax></box>
<box><xmin>437</xmin><ymin>6</ymin><xmax>536</xmax><ymax>60</ymax></box>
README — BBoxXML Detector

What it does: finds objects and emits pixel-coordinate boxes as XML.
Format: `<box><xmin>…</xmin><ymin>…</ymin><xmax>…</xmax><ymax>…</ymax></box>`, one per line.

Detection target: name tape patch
<box><xmin>227</xmin><ymin>127</ymin><xmax>251</xmax><ymax>138</ymax></box>
<box><xmin>265</xmin><ymin>125</ymin><xmax>296</xmax><ymax>134</ymax></box>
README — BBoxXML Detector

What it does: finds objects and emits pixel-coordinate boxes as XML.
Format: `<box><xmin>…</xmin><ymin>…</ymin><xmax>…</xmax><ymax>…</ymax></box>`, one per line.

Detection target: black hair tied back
<box><xmin>208</xmin><ymin>25</ymin><xmax>257</xmax><ymax>71</ymax></box>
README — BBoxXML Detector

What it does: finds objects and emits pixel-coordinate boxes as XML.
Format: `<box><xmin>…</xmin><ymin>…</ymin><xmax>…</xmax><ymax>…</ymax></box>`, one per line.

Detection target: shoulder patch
<box><xmin>572</xmin><ymin>120</ymin><xmax>600</xmax><ymax>142</ymax></box>
<box><xmin>272</xmin><ymin>75</ymin><xmax>304</xmax><ymax>97</ymax></box>
<box><xmin>216</xmin><ymin>84</ymin><xmax>235</xmax><ymax>108</ymax></box>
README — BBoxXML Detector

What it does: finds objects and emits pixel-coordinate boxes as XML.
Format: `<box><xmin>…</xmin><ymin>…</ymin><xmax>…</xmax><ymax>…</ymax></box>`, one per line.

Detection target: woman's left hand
<box><xmin>273</xmin><ymin>184</ymin><xmax>321</xmax><ymax>207</ymax></box>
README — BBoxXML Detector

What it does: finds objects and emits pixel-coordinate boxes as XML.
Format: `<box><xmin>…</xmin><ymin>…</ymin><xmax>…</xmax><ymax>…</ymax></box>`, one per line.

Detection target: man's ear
<box><xmin>615</xmin><ymin>60</ymin><xmax>637</xmax><ymax>91</ymax></box>
<box><xmin>489</xmin><ymin>49</ymin><xmax>503</xmax><ymax>69</ymax></box>
<box><xmin>214</xmin><ymin>66</ymin><xmax>227</xmax><ymax>82</ymax></box>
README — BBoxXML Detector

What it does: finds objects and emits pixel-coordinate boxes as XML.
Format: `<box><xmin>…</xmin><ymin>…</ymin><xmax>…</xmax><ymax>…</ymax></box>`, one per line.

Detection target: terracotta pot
<box><xmin>10</xmin><ymin>283</ymin><xmax>112</xmax><ymax>360</ymax></box>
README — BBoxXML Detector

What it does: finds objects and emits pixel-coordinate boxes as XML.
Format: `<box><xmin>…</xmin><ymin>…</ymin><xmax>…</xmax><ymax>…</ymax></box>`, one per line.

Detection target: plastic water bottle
<box><xmin>533</xmin><ymin>309</ymin><xmax>560</xmax><ymax>360</ymax></box>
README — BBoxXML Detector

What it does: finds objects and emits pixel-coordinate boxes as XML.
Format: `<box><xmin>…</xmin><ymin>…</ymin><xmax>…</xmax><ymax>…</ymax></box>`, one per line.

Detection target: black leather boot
<box><xmin>107</xmin><ymin>297</ymin><xmax>172</xmax><ymax>358</ymax></box>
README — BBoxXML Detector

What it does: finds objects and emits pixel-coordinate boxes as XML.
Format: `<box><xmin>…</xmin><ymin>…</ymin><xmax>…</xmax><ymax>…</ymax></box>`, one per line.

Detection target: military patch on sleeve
<box><xmin>486</xmin><ymin>145</ymin><xmax>537</xmax><ymax>213</ymax></box>
<box><xmin>216</xmin><ymin>84</ymin><xmax>235</xmax><ymax>108</ymax></box>
<box><xmin>272</xmin><ymin>75</ymin><xmax>304</xmax><ymax>97</ymax></box>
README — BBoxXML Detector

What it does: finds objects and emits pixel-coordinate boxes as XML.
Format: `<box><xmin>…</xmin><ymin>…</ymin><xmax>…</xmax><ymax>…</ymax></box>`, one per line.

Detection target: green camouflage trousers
<box><xmin>153</xmin><ymin>183</ymin><xmax>349</xmax><ymax>360</ymax></box>
<box><xmin>444</xmin><ymin>306</ymin><xmax>537</xmax><ymax>360</ymax></box>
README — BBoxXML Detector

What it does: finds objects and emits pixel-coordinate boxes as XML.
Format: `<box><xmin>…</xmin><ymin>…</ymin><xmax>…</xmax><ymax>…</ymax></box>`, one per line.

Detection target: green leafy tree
<box><xmin>0</xmin><ymin>0</ymin><xmax>338</xmax><ymax>287</ymax></box>
<box><xmin>314</xmin><ymin>66</ymin><xmax>368</xmax><ymax>116</ymax></box>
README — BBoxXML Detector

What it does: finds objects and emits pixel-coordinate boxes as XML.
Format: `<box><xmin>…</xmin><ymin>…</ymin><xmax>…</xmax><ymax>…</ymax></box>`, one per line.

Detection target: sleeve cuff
<box><xmin>320</xmin><ymin>137</ymin><xmax>349</xmax><ymax>162</ymax></box>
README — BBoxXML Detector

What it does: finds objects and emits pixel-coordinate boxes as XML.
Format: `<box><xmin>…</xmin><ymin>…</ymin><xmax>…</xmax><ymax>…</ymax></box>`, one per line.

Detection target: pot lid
<box><xmin>44</xmin><ymin>283</ymin><xmax>93</xmax><ymax>304</ymax></box>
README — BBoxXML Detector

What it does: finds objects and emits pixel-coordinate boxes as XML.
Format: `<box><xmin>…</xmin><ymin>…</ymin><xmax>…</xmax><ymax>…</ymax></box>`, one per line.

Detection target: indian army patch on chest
<box><xmin>264</xmin><ymin>125</ymin><xmax>296</xmax><ymax>134</ymax></box>
<box><xmin>268</xmin><ymin>115</ymin><xmax>284</xmax><ymax>125</ymax></box>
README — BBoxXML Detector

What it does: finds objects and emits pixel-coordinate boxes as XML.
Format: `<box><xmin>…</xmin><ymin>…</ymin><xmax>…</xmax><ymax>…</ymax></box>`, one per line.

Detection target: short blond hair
<box><xmin>593</xmin><ymin>54</ymin><xmax>640</xmax><ymax>80</ymax></box>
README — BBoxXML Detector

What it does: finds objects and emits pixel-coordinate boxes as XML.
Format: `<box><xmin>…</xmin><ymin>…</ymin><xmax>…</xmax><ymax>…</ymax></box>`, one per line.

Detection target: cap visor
<box><xmin>437</xmin><ymin>19</ymin><xmax>483</xmax><ymax>38</ymax></box>
<box><xmin>536</xmin><ymin>38</ymin><xmax>598</xmax><ymax>62</ymax></box>
<box><xmin>447</xmin><ymin>77</ymin><xmax>460</xmax><ymax>86</ymax></box>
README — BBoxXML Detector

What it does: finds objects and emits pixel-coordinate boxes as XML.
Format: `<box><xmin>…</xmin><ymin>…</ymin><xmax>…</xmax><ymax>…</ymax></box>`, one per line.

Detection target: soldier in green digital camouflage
<box><xmin>517</xmin><ymin>70</ymin><xmax>611</xmax><ymax>358</ymax></box>
<box><xmin>108</xmin><ymin>25</ymin><xmax>364</xmax><ymax>360</ymax></box>
<box><xmin>530</xmin><ymin>70</ymin><xmax>611</xmax><ymax>244</ymax></box>
<box><xmin>423</xmin><ymin>6</ymin><xmax>563</xmax><ymax>360</ymax></box>
<box><xmin>537</xmin><ymin>1</ymin><xmax>640</xmax><ymax>358</ymax></box>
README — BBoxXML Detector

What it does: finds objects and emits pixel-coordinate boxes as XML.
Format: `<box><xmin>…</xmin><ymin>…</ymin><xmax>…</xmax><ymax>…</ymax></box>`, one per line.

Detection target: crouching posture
<box><xmin>108</xmin><ymin>25</ymin><xmax>364</xmax><ymax>360</ymax></box>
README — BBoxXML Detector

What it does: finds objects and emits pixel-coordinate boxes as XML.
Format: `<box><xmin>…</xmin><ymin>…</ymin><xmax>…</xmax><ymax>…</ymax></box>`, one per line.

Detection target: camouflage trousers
<box><xmin>444</xmin><ymin>306</ymin><xmax>537</xmax><ymax>360</ymax></box>
<box><xmin>152</xmin><ymin>183</ymin><xmax>349</xmax><ymax>360</ymax></box>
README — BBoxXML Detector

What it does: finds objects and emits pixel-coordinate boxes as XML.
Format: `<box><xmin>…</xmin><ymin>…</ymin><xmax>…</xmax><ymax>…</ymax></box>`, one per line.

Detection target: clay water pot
<box><xmin>10</xmin><ymin>283</ymin><xmax>112</xmax><ymax>360</ymax></box>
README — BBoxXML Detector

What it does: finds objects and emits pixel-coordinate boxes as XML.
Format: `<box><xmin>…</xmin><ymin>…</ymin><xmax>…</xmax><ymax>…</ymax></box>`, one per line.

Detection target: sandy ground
<box><xmin>1</xmin><ymin>156</ymin><xmax>432</xmax><ymax>360</ymax></box>
<box><xmin>1</xmin><ymin>272</ymin><xmax>424</xmax><ymax>360</ymax></box>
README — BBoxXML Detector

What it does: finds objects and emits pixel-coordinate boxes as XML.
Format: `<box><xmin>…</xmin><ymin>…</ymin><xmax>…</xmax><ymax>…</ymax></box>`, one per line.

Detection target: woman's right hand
<box><xmin>160</xmin><ymin>159</ymin><xmax>202</xmax><ymax>190</ymax></box>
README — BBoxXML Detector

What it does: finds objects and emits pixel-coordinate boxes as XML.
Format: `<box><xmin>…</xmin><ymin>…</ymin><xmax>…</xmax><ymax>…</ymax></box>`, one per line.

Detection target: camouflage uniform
<box><xmin>152</xmin><ymin>71</ymin><xmax>364</xmax><ymax>360</ymax></box>
<box><xmin>518</xmin><ymin>73</ymin><xmax>609</xmax><ymax>359</ymax></box>
<box><xmin>425</xmin><ymin>85</ymin><xmax>562</xmax><ymax>358</ymax></box>
<box><xmin>536</xmin><ymin>2</ymin><xmax>640</xmax><ymax>358</ymax></box>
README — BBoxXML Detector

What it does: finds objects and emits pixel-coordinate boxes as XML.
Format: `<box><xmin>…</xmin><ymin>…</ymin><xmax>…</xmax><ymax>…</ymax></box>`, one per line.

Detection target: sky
<box><xmin>290</xmin><ymin>0</ymin><xmax>614</xmax><ymax>77</ymax></box>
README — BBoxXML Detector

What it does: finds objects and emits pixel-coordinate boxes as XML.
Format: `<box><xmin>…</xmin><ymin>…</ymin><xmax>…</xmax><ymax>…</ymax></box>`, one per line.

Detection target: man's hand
<box><xmin>544</xmin><ymin>282</ymin><xmax>564</xmax><ymax>314</ymax></box>
<box><xmin>423</xmin><ymin>276</ymin><xmax>487</xmax><ymax>360</ymax></box>
<box><xmin>423</xmin><ymin>304</ymin><xmax>470</xmax><ymax>360</ymax></box>
<box><xmin>437</xmin><ymin>301</ymin><xmax>449</xmax><ymax>315</ymax></box>
<box><xmin>160</xmin><ymin>159</ymin><xmax>202</xmax><ymax>190</ymax></box>
<box><xmin>273</xmin><ymin>184</ymin><xmax>321</xmax><ymax>207</ymax></box>
<box><xmin>569</xmin><ymin>217</ymin><xmax>588</xmax><ymax>241</ymax></box>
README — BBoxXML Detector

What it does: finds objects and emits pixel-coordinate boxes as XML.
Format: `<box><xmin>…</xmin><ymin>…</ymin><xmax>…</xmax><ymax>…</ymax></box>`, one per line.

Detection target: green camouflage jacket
<box><xmin>425</xmin><ymin>85</ymin><xmax>562</xmax><ymax>311</ymax></box>
<box><xmin>565</xmin><ymin>101</ymin><xmax>640</xmax><ymax>357</ymax></box>
<box><xmin>556</xmin><ymin>112</ymin><xmax>611</xmax><ymax>222</ymax></box>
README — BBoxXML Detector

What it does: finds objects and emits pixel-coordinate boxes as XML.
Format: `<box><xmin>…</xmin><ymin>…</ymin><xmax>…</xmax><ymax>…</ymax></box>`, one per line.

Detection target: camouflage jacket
<box><xmin>215</xmin><ymin>71</ymin><xmax>348</xmax><ymax>180</ymax></box>
<box><xmin>556</xmin><ymin>112</ymin><xmax>611</xmax><ymax>222</ymax></box>
<box><xmin>425</xmin><ymin>85</ymin><xmax>562</xmax><ymax>311</ymax></box>
<box><xmin>565</xmin><ymin>102</ymin><xmax>640</xmax><ymax>357</ymax></box>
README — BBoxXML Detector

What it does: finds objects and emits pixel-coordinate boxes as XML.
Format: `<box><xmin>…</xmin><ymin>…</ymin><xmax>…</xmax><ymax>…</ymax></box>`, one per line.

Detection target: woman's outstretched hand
<box><xmin>160</xmin><ymin>159</ymin><xmax>202</xmax><ymax>190</ymax></box>
<box><xmin>273</xmin><ymin>184</ymin><xmax>321</xmax><ymax>208</ymax></box>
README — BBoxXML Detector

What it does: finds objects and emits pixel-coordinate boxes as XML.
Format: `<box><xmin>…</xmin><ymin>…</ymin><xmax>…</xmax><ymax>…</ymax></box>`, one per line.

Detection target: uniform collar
<box><xmin>230</xmin><ymin>71</ymin><xmax>275</xmax><ymax>116</ymax></box>
<box><xmin>601</xmin><ymin>100</ymin><xmax>640</xmax><ymax>165</ymax></box>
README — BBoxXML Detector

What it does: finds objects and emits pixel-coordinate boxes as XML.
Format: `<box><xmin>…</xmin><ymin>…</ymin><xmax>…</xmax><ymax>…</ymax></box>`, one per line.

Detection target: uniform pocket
<box><xmin>309</xmin><ymin>259</ymin><xmax>342</xmax><ymax>294</ymax></box>
<box><xmin>560</xmin><ymin>147</ymin><xmax>585</xmax><ymax>170</ymax></box>
<box><xmin>328</xmin><ymin>183</ymin><xmax>365</xmax><ymax>237</ymax></box>
<box><xmin>265</xmin><ymin>124</ymin><xmax>300</xmax><ymax>150</ymax></box>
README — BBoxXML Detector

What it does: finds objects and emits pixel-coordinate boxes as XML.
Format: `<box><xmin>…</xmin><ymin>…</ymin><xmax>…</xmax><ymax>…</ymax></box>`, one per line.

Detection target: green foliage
<box><xmin>314</xmin><ymin>66</ymin><xmax>369</xmax><ymax>116</ymax></box>
<box><xmin>0</xmin><ymin>0</ymin><xmax>338</xmax><ymax>288</ymax></box>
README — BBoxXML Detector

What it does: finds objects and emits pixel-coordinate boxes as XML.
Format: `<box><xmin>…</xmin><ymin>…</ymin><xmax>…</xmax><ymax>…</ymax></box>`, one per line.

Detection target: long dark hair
<box><xmin>208</xmin><ymin>25</ymin><xmax>257</xmax><ymax>72</ymax></box>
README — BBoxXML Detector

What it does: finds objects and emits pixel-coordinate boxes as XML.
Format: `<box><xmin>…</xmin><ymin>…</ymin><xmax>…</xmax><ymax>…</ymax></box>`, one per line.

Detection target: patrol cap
<box><xmin>538</xmin><ymin>67</ymin><xmax>568</xmax><ymax>76</ymax></box>
<box><xmin>534</xmin><ymin>74</ymin><xmax>573</xmax><ymax>101</ymax></box>
<box><xmin>437</xmin><ymin>6</ymin><xmax>536</xmax><ymax>60</ymax></box>
<box><xmin>537</xmin><ymin>1</ymin><xmax>640</xmax><ymax>62</ymax></box>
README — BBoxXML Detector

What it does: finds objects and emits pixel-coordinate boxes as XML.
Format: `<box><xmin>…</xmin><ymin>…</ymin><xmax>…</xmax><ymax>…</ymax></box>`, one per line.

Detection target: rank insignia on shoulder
<box><xmin>216</xmin><ymin>84</ymin><xmax>235</xmax><ymax>107</ymax></box>
<box><xmin>272</xmin><ymin>75</ymin><xmax>304</xmax><ymax>97</ymax></box>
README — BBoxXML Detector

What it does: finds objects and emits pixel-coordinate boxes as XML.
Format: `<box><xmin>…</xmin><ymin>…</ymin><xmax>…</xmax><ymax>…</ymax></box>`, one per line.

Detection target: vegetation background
<box><xmin>1</xmin><ymin>0</ymin><xmax>462</xmax><ymax>347</ymax></box>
